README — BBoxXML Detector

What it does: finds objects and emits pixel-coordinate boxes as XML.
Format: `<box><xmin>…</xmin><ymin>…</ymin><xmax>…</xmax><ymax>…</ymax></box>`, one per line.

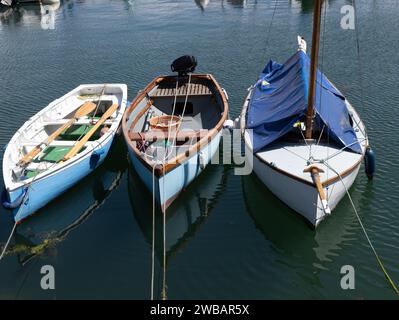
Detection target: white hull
<box><xmin>241</xmin><ymin>86</ymin><xmax>367</xmax><ymax>228</ymax></box>
<box><xmin>249</xmin><ymin>146</ymin><xmax>361</xmax><ymax>227</ymax></box>
<box><xmin>2</xmin><ymin>84</ymin><xmax>127</xmax><ymax>222</ymax></box>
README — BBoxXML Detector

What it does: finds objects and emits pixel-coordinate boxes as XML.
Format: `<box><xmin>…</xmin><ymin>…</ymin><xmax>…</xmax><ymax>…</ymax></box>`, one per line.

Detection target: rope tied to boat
<box><xmin>1</xmin><ymin>141</ymin><xmax>70</xmax><ymax>261</ymax></box>
<box><xmin>322</xmin><ymin>161</ymin><xmax>399</xmax><ymax>296</ymax></box>
<box><xmin>0</xmin><ymin>221</ymin><xmax>17</xmax><ymax>262</ymax></box>
<box><xmin>150</xmin><ymin>164</ymin><xmax>156</xmax><ymax>300</ymax></box>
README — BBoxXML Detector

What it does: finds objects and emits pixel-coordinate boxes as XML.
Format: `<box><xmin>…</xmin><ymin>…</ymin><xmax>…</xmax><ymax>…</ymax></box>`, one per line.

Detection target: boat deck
<box><xmin>255</xmin><ymin>142</ymin><xmax>363</xmax><ymax>185</ymax></box>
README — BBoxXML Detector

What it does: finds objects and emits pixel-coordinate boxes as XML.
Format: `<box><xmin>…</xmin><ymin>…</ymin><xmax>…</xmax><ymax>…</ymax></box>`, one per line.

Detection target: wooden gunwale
<box><xmin>252</xmin><ymin>143</ymin><xmax>364</xmax><ymax>188</ymax></box>
<box><xmin>122</xmin><ymin>74</ymin><xmax>228</xmax><ymax>177</ymax></box>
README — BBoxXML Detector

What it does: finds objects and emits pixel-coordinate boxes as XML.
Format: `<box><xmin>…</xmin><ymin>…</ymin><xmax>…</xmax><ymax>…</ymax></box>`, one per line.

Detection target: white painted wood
<box><xmin>3</xmin><ymin>84</ymin><xmax>127</xmax><ymax>193</ymax></box>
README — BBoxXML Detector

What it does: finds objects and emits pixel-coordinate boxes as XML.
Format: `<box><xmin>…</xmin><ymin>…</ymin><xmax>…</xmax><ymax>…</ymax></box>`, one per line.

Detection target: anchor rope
<box><xmin>322</xmin><ymin>161</ymin><xmax>399</xmax><ymax>296</ymax></box>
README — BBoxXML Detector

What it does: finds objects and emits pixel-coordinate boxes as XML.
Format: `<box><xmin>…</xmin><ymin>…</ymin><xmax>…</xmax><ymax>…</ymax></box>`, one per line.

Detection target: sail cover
<box><xmin>247</xmin><ymin>50</ymin><xmax>362</xmax><ymax>154</ymax></box>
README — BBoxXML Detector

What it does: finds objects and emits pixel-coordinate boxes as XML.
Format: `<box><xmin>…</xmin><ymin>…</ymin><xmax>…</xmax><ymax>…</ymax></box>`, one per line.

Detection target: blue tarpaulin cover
<box><xmin>247</xmin><ymin>50</ymin><xmax>361</xmax><ymax>154</ymax></box>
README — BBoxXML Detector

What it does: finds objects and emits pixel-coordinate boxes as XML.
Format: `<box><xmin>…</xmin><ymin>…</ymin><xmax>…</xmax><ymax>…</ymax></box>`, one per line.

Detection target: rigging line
<box><xmin>322</xmin><ymin>162</ymin><xmax>399</xmax><ymax>296</ymax></box>
<box><xmin>263</xmin><ymin>0</ymin><xmax>278</xmax><ymax>54</ymax></box>
<box><xmin>316</xmin><ymin>1</ymin><xmax>328</xmax><ymax>146</ymax></box>
<box><xmin>317</xmin><ymin>138</ymin><xmax>366</xmax><ymax>162</ymax></box>
<box><xmin>349</xmin><ymin>112</ymin><xmax>367</xmax><ymax>139</ymax></box>
<box><xmin>164</xmin><ymin>77</ymin><xmax>180</xmax><ymax>157</ymax></box>
<box><xmin>316</xmin><ymin>124</ymin><xmax>326</xmax><ymax>145</ymax></box>
<box><xmin>246</xmin><ymin>0</ymin><xmax>278</xmax><ymax>60</ymax></box>
<box><xmin>282</xmin><ymin>146</ymin><xmax>308</xmax><ymax>162</ymax></box>
<box><xmin>166</xmin><ymin>73</ymin><xmax>192</xmax><ymax>161</ymax></box>
<box><xmin>296</xmin><ymin>126</ymin><xmax>311</xmax><ymax>152</ymax></box>
<box><xmin>351</xmin><ymin>0</ymin><xmax>368</xmax><ymax>137</ymax></box>
<box><xmin>91</xmin><ymin>84</ymin><xmax>106</xmax><ymax>122</ymax></box>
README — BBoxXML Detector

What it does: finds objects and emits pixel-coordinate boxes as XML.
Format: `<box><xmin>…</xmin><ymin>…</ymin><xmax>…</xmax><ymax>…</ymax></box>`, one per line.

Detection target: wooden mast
<box><xmin>305</xmin><ymin>0</ymin><xmax>323</xmax><ymax>139</ymax></box>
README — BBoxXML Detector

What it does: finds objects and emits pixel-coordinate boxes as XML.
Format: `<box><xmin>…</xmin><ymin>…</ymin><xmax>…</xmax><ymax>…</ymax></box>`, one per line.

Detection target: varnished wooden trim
<box><xmin>254</xmin><ymin>147</ymin><xmax>364</xmax><ymax>189</ymax></box>
<box><xmin>122</xmin><ymin>74</ymin><xmax>228</xmax><ymax>177</ymax></box>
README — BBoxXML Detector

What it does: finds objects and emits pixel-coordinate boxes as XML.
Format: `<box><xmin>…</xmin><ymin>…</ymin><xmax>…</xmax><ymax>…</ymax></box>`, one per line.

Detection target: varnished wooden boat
<box><xmin>122</xmin><ymin>58</ymin><xmax>228</xmax><ymax>212</ymax></box>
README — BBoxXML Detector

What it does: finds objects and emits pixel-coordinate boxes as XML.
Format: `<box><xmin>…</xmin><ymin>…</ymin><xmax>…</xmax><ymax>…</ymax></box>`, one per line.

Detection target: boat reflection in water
<box><xmin>224</xmin><ymin>0</ymin><xmax>248</xmax><ymax>8</ymax></box>
<box><xmin>242</xmin><ymin>173</ymin><xmax>360</xmax><ymax>266</ymax></box>
<box><xmin>194</xmin><ymin>0</ymin><xmax>209</xmax><ymax>11</ymax></box>
<box><xmin>128</xmin><ymin>162</ymin><xmax>228</xmax><ymax>298</ymax></box>
<box><xmin>0</xmin><ymin>1</ymin><xmax>60</xmax><ymax>29</ymax></box>
<box><xmin>8</xmin><ymin>137</ymin><xmax>126</xmax><ymax>265</ymax></box>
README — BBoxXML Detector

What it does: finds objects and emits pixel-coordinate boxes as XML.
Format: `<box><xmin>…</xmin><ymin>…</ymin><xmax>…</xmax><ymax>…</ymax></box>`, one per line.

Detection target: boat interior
<box><xmin>128</xmin><ymin>76</ymin><xmax>224</xmax><ymax>164</ymax></box>
<box><xmin>7</xmin><ymin>89</ymin><xmax>122</xmax><ymax>183</ymax></box>
<box><xmin>252</xmin><ymin>111</ymin><xmax>366</xmax><ymax>184</ymax></box>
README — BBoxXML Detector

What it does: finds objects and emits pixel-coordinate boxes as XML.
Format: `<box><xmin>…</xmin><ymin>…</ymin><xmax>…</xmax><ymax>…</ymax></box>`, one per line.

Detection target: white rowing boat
<box><xmin>2</xmin><ymin>84</ymin><xmax>127</xmax><ymax>223</ymax></box>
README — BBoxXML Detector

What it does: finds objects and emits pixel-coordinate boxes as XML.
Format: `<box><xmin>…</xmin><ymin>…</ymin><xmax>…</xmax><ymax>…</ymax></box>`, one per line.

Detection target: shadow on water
<box><xmin>128</xmin><ymin>163</ymin><xmax>229</xmax><ymax>299</ymax></box>
<box><xmin>5</xmin><ymin>135</ymin><xmax>127</xmax><ymax>265</ymax></box>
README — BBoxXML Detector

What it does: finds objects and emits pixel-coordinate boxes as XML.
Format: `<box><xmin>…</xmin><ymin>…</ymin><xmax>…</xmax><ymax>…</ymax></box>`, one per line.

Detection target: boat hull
<box><xmin>6</xmin><ymin>133</ymin><xmax>114</xmax><ymax>223</ymax></box>
<box><xmin>127</xmin><ymin>131</ymin><xmax>221</xmax><ymax>211</ymax></box>
<box><xmin>249</xmin><ymin>148</ymin><xmax>361</xmax><ymax>228</ymax></box>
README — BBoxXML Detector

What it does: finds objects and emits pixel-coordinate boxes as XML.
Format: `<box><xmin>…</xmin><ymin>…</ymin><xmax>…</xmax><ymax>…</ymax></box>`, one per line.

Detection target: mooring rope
<box><xmin>150</xmin><ymin>164</ymin><xmax>157</xmax><ymax>300</ymax></box>
<box><xmin>0</xmin><ymin>153</ymin><xmax>60</xmax><ymax>261</ymax></box>
<box><xmin>161</xmin><ymin>165</ymin><xmax>167</xmax><ymax>300</ymax></box>
<box><xmin>0</xmin><ymin>221</ymin><xmax>17</xmax><ymax>261</ymax></box>
<box><xmin>322</xmin><ymin>161</ymin><xmax>399</xmax><ymax>296</ymax></box>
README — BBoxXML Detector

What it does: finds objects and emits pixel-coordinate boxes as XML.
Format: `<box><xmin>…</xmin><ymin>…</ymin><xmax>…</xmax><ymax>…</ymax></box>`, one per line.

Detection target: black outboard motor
<box><xmin>171</xmin><ymin>55</ymin><xmax>197</xmax><ymax>76</ymax></box>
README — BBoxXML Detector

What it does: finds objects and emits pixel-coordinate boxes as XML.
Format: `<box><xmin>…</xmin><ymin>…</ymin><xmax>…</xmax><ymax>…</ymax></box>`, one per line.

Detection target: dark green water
<box><xmin>0</xmin><ymin>0</ymin><xmax>398</xmax><ymax>299</ymax></box>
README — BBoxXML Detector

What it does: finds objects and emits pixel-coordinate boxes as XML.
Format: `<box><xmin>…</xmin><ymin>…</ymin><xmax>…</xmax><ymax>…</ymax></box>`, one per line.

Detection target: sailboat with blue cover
<box><xmin>240</xmin><ymin>0</ymin><xmax>372</xmax><ymax>228</ymax></box>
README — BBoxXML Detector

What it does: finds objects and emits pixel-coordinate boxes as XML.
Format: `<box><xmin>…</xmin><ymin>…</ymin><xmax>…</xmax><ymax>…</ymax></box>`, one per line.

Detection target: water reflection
<box><xmin>242</xmin><ymin>174</ymin><xmax>357</xmax><ymax>266</ymax></box>
<box><xmin>128</xmin><ymin>164</ymin><xmax>228</xmax><ymax>298</ymax></box>
<box><xmin>195</xmin><ymin>0</ymin><xmax>209</xmax><ymax>11</ymax></box>
<box><xmin>124</xmin><ymin>0</ymin><xmax>135</xmax><ymax>12</ymax></box>
<box><xmin>194</xmin><ymin>0</ymin><xmax>250</xmax><ymax>11</ymax></box>
<box><xmin>7</xmin><ymin>137</ymin><xmax>127</xmax><ymax>265</ymax></box>
<box><xmin>290</xmin><ymin>0</ymin><xmax>337</xmax><ymax>13</ymax></box>
<box><xmin>224</xmin><ymin>0</ymin><xmax>248</xmax><ymax>8</ymax></box>
<box><xmin>0</xmin><ymin>1</ymin><xmax>60</xmax><ymax>29</ymax></box>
